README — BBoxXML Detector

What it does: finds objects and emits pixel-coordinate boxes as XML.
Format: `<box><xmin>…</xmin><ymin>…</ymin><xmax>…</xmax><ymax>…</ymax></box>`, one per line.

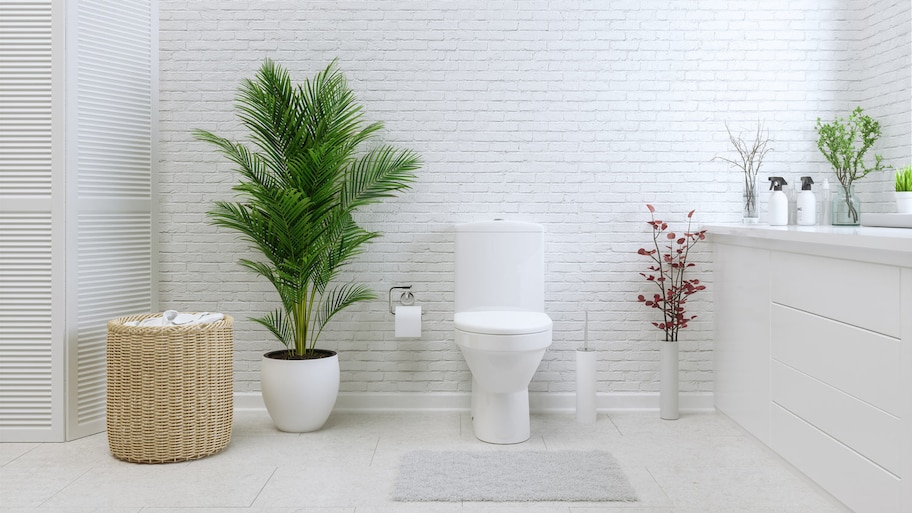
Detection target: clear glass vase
<box><xmin>742</xmin><ymin>175</ymin><xmax>759</xmax><ymax>224</ymax></box>
<box><xmin>832</xmin><ymin>183</ymin><xmax>860</xmax><ymax>226</ymax></box>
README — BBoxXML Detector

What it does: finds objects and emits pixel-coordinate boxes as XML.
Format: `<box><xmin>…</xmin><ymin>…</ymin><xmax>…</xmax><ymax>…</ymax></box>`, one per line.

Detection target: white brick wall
<box><xmin>853</xmin><ymin>0</ymin><xmax>912</xmax><ymax>208</ymax></box>
<box><xmin>158</xmin><ymin>1</ymin><xmax>911</xmax><ymax>398</ymax></box>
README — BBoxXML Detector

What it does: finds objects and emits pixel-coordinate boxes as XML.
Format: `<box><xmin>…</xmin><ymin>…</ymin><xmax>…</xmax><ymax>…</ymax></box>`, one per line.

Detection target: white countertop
<box><xmin>705</xmin><ymin>223</ymin><xmax>912</xmax><ymax>265</ymax></box>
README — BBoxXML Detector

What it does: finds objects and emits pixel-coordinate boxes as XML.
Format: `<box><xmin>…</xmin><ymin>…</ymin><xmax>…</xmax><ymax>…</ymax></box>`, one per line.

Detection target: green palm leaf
<box><xmin>196</xmin><ymin>58</ymin><xmax>420</xmax><ymax>356</ymax></box>
<box><xmin>314</xmin><ymin>284</ymin><xmax>377</xmax><ymax>343</ymax></box>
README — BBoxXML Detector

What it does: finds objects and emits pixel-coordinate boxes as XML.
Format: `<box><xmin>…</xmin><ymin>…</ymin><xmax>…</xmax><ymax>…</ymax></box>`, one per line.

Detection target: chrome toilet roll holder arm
<box><xmin>389</xmin><ymin>285</ymin><xmax>416</xmax><ymax>315</ymax></box>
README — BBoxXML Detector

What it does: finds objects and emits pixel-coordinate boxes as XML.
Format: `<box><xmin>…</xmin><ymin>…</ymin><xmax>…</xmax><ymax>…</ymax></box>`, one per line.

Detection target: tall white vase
<box><xmin>660</xmin><ymin>341</ymin><xmax>679</xmax><ymax>420</ymax></box>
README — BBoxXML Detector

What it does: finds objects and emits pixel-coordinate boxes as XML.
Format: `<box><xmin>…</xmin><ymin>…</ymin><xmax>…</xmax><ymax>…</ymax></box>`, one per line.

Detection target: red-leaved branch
<box><xmin>636</xmin><ymin>204</ymin><xmax>707</xmax><ymax>342</ymax></box>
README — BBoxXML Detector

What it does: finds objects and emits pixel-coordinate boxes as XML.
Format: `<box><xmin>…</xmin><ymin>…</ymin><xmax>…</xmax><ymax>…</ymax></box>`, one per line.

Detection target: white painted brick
<box><xmin>158</xmin><ymin>0</ymin><xmax>910</xmax><ymax>399</ymax></box>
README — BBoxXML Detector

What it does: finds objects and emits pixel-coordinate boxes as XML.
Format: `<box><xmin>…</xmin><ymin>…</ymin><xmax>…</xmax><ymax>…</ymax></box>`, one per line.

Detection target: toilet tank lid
<box><xmin>455</xmin><ymin>220</ymin><xmax>543</xmax><ymax>233</ymax></box>
<box><xmin>454</xmin><ymin>311</ymin><xmax>552</xmax><ymax>335</ymax></box>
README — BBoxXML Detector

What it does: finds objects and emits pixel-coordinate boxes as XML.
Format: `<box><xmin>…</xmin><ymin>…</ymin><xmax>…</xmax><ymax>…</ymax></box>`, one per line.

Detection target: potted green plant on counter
<box><xmin>195</xmin><ymin>59</ymin><xmax>420</xmax><ymax>432</ymax></box>
<box><xmin>815</xmin><ymin>107</ymin><xmax>886</xmax><ymax>225</ymax></box>
<box><xmin>896</xmin><ymin>164</ymin><xmax>912</xmax><ymax>214</ymax></box>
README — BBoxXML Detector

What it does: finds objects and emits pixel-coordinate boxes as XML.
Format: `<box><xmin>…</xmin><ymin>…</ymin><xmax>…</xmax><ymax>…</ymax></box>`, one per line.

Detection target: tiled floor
<box><xmin>1</xmin><ymin>411</ymin><xmax>853</xmax><ymax>513</ymax></box>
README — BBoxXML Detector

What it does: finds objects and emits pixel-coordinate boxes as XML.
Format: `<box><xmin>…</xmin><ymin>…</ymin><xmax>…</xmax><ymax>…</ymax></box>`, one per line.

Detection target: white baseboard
<box><xmin>234</xmin><ymin>391</ymin><xmax>715</xmax><ymax>413</ymax></box>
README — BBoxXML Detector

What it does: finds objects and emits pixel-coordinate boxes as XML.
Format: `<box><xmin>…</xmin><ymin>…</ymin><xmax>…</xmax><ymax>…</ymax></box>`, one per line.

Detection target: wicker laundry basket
<box><xmin>106</xmin><ymin>313</ymin><xmax>234</xmax><ymax>463</ymax></box>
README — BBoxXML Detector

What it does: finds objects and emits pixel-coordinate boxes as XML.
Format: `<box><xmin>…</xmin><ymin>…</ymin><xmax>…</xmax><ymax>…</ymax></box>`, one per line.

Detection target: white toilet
<box><xmin>454</xmin><ymin>220</ymin><xmax>552</xmax><ymax>444</ymax></box>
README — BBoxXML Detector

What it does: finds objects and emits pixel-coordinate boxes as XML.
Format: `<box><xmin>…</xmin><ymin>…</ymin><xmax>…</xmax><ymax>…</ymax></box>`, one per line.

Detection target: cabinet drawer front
<box><xmin>771</xmin><ymin>405</ymin><xmax>901</xmax><ymax>513</ymax></box>
<box><xmin>771</xmin><ymin>305</ymin><xmax>902</xmax><ymax>415</ymax></box>
<box><xmin>771</xmin><ymin>251</ymin><xmax>900</xmax><ymax>337</ymax></box>
<box><xmin>771</xmin><ymin>361</ymin><xmax>901</xmax><ymax>475</ymax></box>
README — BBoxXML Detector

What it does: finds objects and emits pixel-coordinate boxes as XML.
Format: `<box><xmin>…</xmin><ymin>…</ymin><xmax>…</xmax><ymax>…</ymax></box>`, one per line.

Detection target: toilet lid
<box><xmin>454</xmin><ymin>311</ymin><xmax>552</xmax><ymax>335</ymax></box>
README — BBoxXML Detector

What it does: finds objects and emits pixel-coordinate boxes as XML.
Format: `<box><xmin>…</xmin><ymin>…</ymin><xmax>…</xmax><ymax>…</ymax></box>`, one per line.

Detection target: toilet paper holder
<box><xmin>389</xmin><ymin>286</ymin><xmax>418</xmax><ymax>315</ymax></box>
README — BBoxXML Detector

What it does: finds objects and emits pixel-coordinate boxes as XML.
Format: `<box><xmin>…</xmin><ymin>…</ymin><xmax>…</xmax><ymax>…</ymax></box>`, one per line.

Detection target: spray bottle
<box><xmin>820</xmin><ymin>178</ymin><xmax>831</xmax><ymax>225</ymax></box>
<box><xmin>768</xmin><ymin>177</ymin><xmax>788</xmax><ymax>226</ymax></box>
<box><xmin>786</xmin><ymin>180</ymin><xmax>798</xmax><ymax>225</ymax></box>
<box><xmin>797</xmin><ymin>176</ymin><xmax>816</xmax><ymax>226</ymax></box>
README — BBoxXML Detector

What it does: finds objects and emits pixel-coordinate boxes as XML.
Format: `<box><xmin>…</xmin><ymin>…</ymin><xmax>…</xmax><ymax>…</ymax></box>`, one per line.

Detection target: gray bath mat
<box><xmin>392</xmin><ymin>450</ymin><xmax>638</xmax><ymax>502</ymax></box>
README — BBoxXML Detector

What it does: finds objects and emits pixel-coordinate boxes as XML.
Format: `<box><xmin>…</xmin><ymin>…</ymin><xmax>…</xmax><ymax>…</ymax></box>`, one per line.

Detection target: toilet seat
<box><xmin>454</xmin><ymin>310</ymin><xmax>552</xmax><ymax>335</ymax></box>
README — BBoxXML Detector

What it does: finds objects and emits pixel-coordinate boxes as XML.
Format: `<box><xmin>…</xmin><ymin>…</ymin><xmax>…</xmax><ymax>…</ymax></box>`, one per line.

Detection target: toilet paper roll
<box><xmin>395</xmin><ymin>305</ymin><xmax>422</xmax><ymax>338</ymax></box>
<box><xmin>576</xmin><ymin>349</ymin><xmax>597</xmax><ymax>424</ymax></box>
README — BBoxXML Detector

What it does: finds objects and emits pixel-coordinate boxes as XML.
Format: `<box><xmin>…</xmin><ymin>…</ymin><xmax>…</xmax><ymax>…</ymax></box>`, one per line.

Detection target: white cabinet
<box><xmin>0</xmin><ymin>0</ymin><xmax>157</xmax><ymax>441</ymax></box>
<box><xmin>712</xmin><ymin>242</ymin><xmax>771</xmax><ymax>443</ymax></box>
<box><xmin>711</xmin><ymin>225</ymin><xmax>912</xmax><ymax>513</ymax></box>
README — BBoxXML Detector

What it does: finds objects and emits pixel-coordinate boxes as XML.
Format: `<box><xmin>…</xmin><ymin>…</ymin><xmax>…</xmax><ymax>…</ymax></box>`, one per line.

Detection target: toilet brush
<box><xmin>576</xmin><ymin>311</ymin><xmax>597</xmax><ymax>423</ymax></box>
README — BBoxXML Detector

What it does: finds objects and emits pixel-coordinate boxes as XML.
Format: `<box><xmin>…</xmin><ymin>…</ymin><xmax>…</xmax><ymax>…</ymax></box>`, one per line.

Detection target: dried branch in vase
<box><xmin>636</xmin><ymin>204</ymin><xmax>707</xmax><ymax>342</ymax></box>
<box><xmin>714</xmin><ymin>122</ymin><xmax>771</xmax><ymax>221</ymax></box>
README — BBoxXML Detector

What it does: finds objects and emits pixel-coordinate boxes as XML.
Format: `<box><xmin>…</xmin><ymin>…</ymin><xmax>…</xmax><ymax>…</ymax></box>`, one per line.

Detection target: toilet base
<box><xmin>471</xmin><ymin>381</ymin><xmax>531</xmax><ymax>444</ymax></box>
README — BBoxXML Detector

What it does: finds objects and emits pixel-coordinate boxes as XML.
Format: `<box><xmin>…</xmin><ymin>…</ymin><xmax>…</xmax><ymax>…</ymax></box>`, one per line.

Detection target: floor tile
<box><xmin>0</xmin><ymin>465</ymin><xmax>91</xmax><ymax>508</ymax></box>
<box><xmin>144</xmin><ymin>509</ymin><xmax>351</xmax><ymax>513</ymax></box>
<box><xmin>355</xmin><ymin>504</ymin><xmax>462</xmax><ymax>513</ymax></box>
<box><xmin>568</xmin><ymin>508</ymin><xmax>673</xmax><ymax>513</ymax></box>
<box><xmin>0</xmin><ymin>411</ymin><xmax>856</xmax><ymax>512</ymax></box>
<box><xmin>1</xmin><ymin>508</ymin><xmax>141</xmax><ymax>513</ymax></box>
<box><xmin>252</xmin><ymin>462</ymin><xmax>386</xmax><ymax>508</ymax></box>
<box><xmin>0</xmin><ymin>434</ymin><xmax>114</xmax><ymax>508</ymax></box>
<box><xmin>39</xmin><ymin>457</ymin><xmax>275</xmax><ymax>509</ymax></box>
<box><xmin>648</xmin><ymin>464</ymin><xmax>852</xmax><ymax>512</ymax></box>
<box><xmin>0</xmin><ymin>442</ymin><xmax>39</xmax><ymax>466</ymax></box>
<box><xmin>459</xmin><ymin>504</ymin><xmax>572</xmax><ymax>513</ymax></box>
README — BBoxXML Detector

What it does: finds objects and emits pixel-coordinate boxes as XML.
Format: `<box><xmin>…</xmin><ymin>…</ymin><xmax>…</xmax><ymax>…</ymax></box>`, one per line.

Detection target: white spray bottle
<box><xmin>797</xmin><ymin>176</ymin><xmax>816</xmax><ymax>226</ymax></box>
<box><xmin>768</xmin><ymin>177</ymin><xmax>788</xmax><ymax>226</ymax></box>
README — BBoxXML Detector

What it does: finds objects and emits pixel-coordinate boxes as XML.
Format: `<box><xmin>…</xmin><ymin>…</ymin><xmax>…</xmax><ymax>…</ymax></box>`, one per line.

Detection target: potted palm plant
<box><xmin>195</xmin><ymin>59</ymin><xmax>420</xmax><ymax>432</ymax></box>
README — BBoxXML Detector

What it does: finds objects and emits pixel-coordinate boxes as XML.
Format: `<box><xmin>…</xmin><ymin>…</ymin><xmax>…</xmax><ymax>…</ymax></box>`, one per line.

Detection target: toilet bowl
<box><xmin>455</xmin><ymin>310</ymin><xmax>552</xmax><ymax>443</ymax></box>
<box><xmin>454</xmin><ymin>221</ymin><xmax>552</xmax><ymax>444</ymax></box>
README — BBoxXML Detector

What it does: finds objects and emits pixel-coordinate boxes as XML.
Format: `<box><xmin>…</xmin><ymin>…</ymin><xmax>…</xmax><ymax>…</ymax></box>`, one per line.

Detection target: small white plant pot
<box><xmin>896</xmin><ymin>192</ymin><xmax>912</xmax><ymax>214</ymax></box>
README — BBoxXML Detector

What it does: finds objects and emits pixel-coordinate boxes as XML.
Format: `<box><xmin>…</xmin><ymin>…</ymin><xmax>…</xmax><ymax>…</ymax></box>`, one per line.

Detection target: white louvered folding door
<box><xmin>66</xmin><ymin>0</ymin><xmax>158</xmax><ymax>441</ymax></box>
<box><xmin>0</xmin><ymin>0</ymin><xmax>63</xmax><ymax>442</ymax></box>
<box><xmin>0</xmin><ymin>0</ymin><xmax>157</xmax><ymax>442</ymax></box>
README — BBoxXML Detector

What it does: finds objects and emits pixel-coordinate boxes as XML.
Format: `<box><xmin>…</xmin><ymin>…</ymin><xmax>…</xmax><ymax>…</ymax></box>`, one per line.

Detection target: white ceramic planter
<box><xmin>261</xmin><ymin>349</ymin><xmax>340</xmax><ymax>432</ymax></box>
<box><xmin>896</xmin><ymin>191</ymin><xmax>912</xmax><ymax>214</ymax></box>
<box><xmin>660</xmin><ymin>341</ymin><xmax>679</xmax><ymax>420</ymax></box>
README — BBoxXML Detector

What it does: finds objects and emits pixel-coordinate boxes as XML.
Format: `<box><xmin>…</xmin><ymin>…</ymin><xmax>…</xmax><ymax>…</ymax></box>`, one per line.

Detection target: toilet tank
<box><xmin>455</xmin><ymin>220</ymin><xmax>544</xmax><ymax>313</ymax></box>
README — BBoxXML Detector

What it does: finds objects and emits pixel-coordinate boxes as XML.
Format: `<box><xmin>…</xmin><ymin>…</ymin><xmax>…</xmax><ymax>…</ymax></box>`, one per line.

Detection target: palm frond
<box><xmin>345</xmin><ymin>146</ymin><xmax>421</xmax><ymax>208</ymax></box>
<box><xmin>235</xmin><ymin>60</ymin><xmax>308</xmax><ymax>174</ymax></box>
<box><xmin>313</xmin><ymin>283</ymin><xmax>377</xmax><ymax>346</ymax></box>
<box><xmin>252</xmin><ymin>309</ymin><xmax>294</xmax><ymax>349</ymax></box>
<box><xmin>195</xmin><ymin>58</ymin><xmax>419</xmax><ymax>356</ymax></box>
<box><xmin>193</xmin><ymin>130</ymin><xmax>275</xmax><ymax>190</ymax></box>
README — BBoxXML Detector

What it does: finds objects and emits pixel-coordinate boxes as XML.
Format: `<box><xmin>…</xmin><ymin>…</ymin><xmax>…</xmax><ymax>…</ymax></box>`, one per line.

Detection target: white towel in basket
<box><xmin>124</xmin><ymin>310</ymin><xmax>225</xmax><ymax>327</ymax></box>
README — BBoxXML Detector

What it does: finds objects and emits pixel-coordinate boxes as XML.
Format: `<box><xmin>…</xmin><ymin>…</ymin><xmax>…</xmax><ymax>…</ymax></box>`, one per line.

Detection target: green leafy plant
<box><xmin>815</xmin><ymin>107</ymin><xmax>886</xmax><ymax>223</ymax></box>
<box><xmin>896</xmin><ymin>165</ymin><xmax>912</xmax><ymax>192</ymax></box>
<box><xmin>195</xmin><ymin>59</ymin><xmax>420</xmax><ymax>358</ymax></box>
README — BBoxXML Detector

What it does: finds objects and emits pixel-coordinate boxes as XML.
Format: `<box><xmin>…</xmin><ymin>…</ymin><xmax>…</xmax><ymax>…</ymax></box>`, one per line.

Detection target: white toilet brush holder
<box><xmin>576</xmin><ymin>349</ymin><xmax>597</xmax><ymax>423</ymax></box>
<box><xmin>576</xmin><ymin>311</ymin><xmax>597</xmax><ymax>424</ymax></box>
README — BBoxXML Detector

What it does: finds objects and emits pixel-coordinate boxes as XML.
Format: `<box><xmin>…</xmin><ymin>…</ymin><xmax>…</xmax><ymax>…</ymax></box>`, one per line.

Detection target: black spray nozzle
<box><xmin>768</xmin><ymin>176</ymin><xmax>787</xmax><ymax>191</ymax></box>
<box><xmin>800</xmin><ymin>176</ymin><xmax>814</xmax><ymax>190</ymax></box>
